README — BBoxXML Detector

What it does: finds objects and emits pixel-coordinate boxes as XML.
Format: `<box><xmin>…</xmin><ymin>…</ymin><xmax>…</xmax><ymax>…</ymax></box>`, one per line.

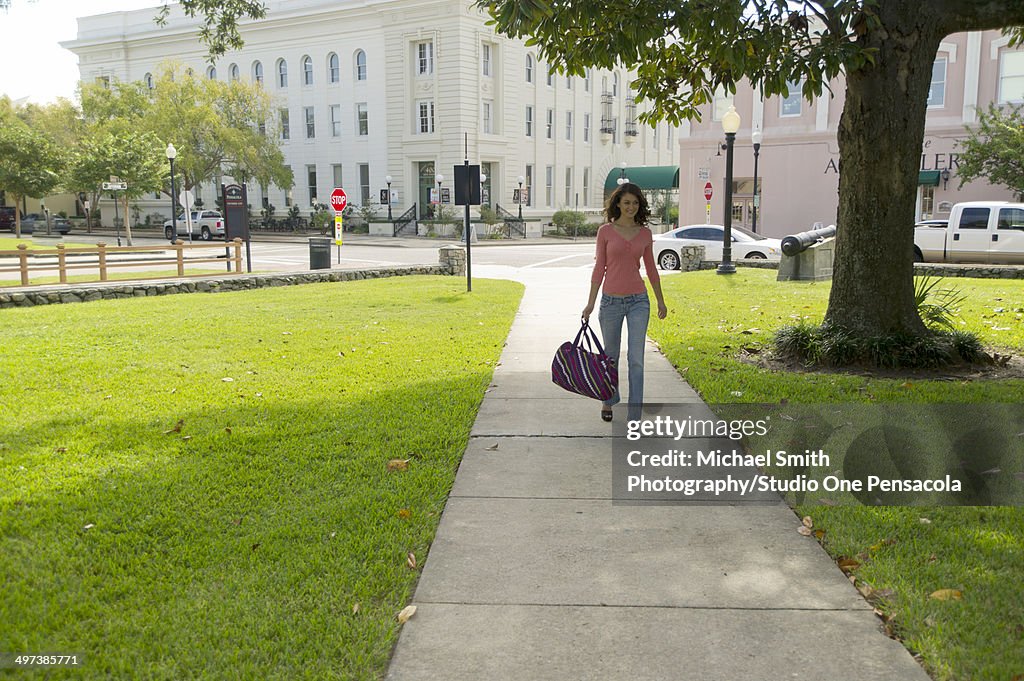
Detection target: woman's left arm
<box><xmin>642</xmin><ymin>232</ymin><xmax>668</xmax><ymax>319</ymax></box>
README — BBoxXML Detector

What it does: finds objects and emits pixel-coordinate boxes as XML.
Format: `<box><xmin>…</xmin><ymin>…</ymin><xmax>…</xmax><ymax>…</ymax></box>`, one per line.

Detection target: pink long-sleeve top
<box><xmin>591</xmin><ymin>223</ymin><xmax>661</xmax><ymax>295</ymax></box>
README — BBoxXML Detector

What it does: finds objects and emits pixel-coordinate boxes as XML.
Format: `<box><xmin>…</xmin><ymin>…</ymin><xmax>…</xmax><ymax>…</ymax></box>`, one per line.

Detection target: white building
<box><xmin>63</xmin><ymin>0</ymin><xmax>680</xmax><ymax>227</ymax></box>
<box><xmin>676</xmin><ymin>30</ymin><xmax>1024</xmax><ymax>238</ymax></box>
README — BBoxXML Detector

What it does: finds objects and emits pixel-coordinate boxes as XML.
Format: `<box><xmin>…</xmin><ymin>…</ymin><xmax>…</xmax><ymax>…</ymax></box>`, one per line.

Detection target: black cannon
<box><xmin>781</xmin><ymin>224</ymin><xmax>837</xmax><ymax>256</ymax></box>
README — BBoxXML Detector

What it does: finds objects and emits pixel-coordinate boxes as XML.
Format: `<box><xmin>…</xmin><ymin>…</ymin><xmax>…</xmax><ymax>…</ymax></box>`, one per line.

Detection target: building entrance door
<box><xmin>418</xmin><ymin>162</ymin><xmax>435</xmax><ymax>219</ymax></box>
<box><xmin>732</xmin><ymin>198</ymin><xmax>755</xmax><ymax>232</ymax></box>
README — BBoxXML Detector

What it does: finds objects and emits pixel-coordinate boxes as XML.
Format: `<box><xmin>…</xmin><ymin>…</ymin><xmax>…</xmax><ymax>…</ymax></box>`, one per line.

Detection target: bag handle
<box><xmin>576</xmin><ymin>318</ymin><xmax>608</xmax><ymax>357</ymax></box>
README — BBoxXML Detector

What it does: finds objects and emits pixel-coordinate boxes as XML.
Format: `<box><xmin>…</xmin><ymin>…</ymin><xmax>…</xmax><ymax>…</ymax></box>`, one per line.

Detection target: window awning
<box><xmin>918</xmin><ymin>170</ymin><xmax>941</xmax><ymax>186</ymax></box>
<box><xmin>604</xmin><ymin>166</ymin><xmax>680</xmax><ymax>193</ymax></box>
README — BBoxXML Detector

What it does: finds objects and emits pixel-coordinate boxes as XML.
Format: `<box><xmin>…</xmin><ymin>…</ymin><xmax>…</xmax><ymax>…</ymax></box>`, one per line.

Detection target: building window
<box><xmin>482</xmin><ymin>43</ymin><xmax>492</xmax><ymax>77</ymax></box>
<box><xmin>144</xmin><ymin>72</ymin><xmax>154</xmax><ymax>89</ymax></box>
<box><xmin>600</xmin><ymin>92</ymin><xmax>615</xmax><ymax>135</ymax></box>
<box><xmin>330</xmin><ymin>104</ymin><xmax>341</xmax><ymax>137</ymax></box>
<box><xmin>565</xmin><ymin>166</ymin><xmax>573</xmax><ymax>206</ymax></box>
<box><xmin>584</xmin><ymin>68</ymin><xmax>592</xmax><ymax>92</ymax></box>
<box><xmin>206</xmin><ymin>66</ymin><xmax>217</xmax><ymax>80</ymax></box>
<box><xmin>547</xmin><ymin>67</ymin><xmax>554</xmax><ymax>87</ymax></box>
<box><xmin>780</xmin><ymin>78</ymin><xmax>804</xmax><ymax>117</ymax></box>
<box><xmin>417</xmin><ymin>41</ymin><xmax>434</xmax><ymax>75</ymax></box>
<box><xmin>712</xmin><ymin>87</ymin><xmax>733</xmax><ymax>121</ymax></box>
<box><xmin>253</xmin><ymin>61</ymin><xmax>263</xmax><ymax>85</ymax></box>
<box><xmin>279</xmin><ymin>108</ymin><xmax>290</xmax><ymax>140</ymax></box>
<box><xmin>355</xmin><ymin>50</ymin><xmax>367</xmax><ymax>80</ymax></box>
<box><xmin>417</xmin><ymin>100</ymin><xmax>435</xmax><ymax>133</ymax></box>
<box><xmin>328</xmin><ymin>53</ymin><xmax>340</xmax><ymax>83</ymax></box>
<box><xmin>652</xmin><ymin>124</ymin><xmax>659</xmax><ymax>149</ymax></box>
<box><xmin>525</xmin><ymin>105</ymin><xmax>534</xmax><ymax>137</ymax></box>
<box><xmin>565</xmin><ymin>111</ymin><xmax>573</xmax><ymax>140</ymax></box>
<box><xmin>583</xmin><ymin>113</ymin><xmax>590</xmax><ymax>143</ymax></box>
<box><xmin>545</xmin><ymin>165</ymin><xmax>554</xmax><ymax>207</ymax></box>
<box><xmin>526</xmin><ymin>54</ymin><xmax>534</xmax><ymax>83</ymax></box>
<box><xmin>302</xmin><ymin>56</ymin><xmax>313</xmax><ymax>85</ymax></box>
<box><xmin>1000</xmin><ymin>50</ymin><xmax>1024</xmax><ymax>103</ymax></box>
<box><xmin>229</xmin><ymin>64</ymin><xmax>239</xmax><ymax>81</ymax></box>
<box><xmin>277</xmin><ymin>59</ymin><xmax>288</xmax><ymax>88</ymax></box>
<box><xmin>920</xmin><ymin>185</ymin><xmax>935</xmax><ymax>220</ymax></box>
<box><xmin>525</xmin><ymin>165</ymin><xmax>533</xmax><ymax>206</ymax></box>
<box><xmin>482</xmin><ymin>99</ymin><xmax>493</xmax><ymax>134</ymax></box>
<box><xmin>332</xmin><ymin>164</ymin><xmax>343</xmax><ymax>188</ymax></box>
<box><xmin>625</xmin><ymin>96</ymin><xmax>638</xmax><ymax>137</ymax></box>
<box><xmin>359</xmin><ymin>164</ymin><xmax>370</xmax><ymax>205</ymax></box>
<box><xmin>566</xmin><ymin>75</ymin><xmax>573</xmax><ymax>89</ymax></box>
<box><xmin>613</xmin><ymin>72</ymin><xmax>619</xmax><ymax>97</ymax></box>
<box><xmin>667</xmin><ymin>125</ymin><xmax>673</xmax><ymax>151</ymax></box>
<box><xmin>546</xmin><ymin>108</ymin><xmax>554</xmax><ymax>139</ymax></box>
<box><xmin>357</xmin><ymin>103</ymin><xmax>368</xmax><ymax>135</ymax></box>
<box><xmin>95</xmin><ymin>75</ymin><xmax>110</xmax><ymax>89</ymax></box>
<box><xmin>927</xmin><ymin>57</ymin><xmax>947</xmax><ymax>108</ymax></box>
<box><xmin>307</xmin><ymin>165</ymin><xmax>318</xmax><ymax>205</ymax></box>
<box><xmin>582</xmin><ymin>167</ymin><xmax>589</xmax><ymax>205</ymax></box>
<box><xmin>304</xmin><ymin>106</ymin><xmax>315</xmax><ymax>138</ymax></box>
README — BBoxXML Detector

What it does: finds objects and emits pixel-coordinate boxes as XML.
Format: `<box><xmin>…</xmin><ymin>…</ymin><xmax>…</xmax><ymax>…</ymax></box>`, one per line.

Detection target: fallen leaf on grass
<box><xmin>797</xmin><ymin>526</ymin><xmax>813</xmax><ymax>536</ymax></box>
<box><xmin>838</xmin><ymin>557</ymin><xmax>861</xmax><ymax>573</ymax></box>
<box><xmin>397</xmin><ymin>509</ymin><xmax>411</xmax><ymax>519</ymax></box>
<box><xmin>225</xmin><ymin>427</ymin><xmax>232</xmax><ymax>434</ymax></box>
<box><xmin>83</xmin><ymin>523</ymin><xmax>95</xmax><ymax>530</ymax></box>
<box><xmin>222</xmin><ymin>377</ymin><xmax>235</xmax><ymax>383</ymax></box>
<box><xmin>813</xmin><ymin>529</ymin><xmax>826</xmax><ymax>540</ymax></box>
<box><xmin>387</xmin><ymin>459</ymin><xmax>410</xmax><ymax>472</ymax></box>
<box><xmin>929</xmin><ymin>589</ymin><xmax>963</xmax><ymax>601</ymax></box>
<box><xmin>397</xmin><ymin>605</ymin><xmax>417</xmax><ymax>623</ymax></box>
<box><xmin>352</xmin><ymin>603</ymin><xmax>361</xmax><ymax>615</ymax></box>
<box><xmin>55</xmin><ymin>447</ymin><xmax>67</xmax><ymax>453</ymax></box>
<box><xmin>163</xmin><ymin>419</ymin><xmax>185</xmax><ymax>434</ymax></box>
<box><xmin>407</xmin><ymin>552</ymin><xmax>417</xmax><ymax>569</ymax></box>
<box><xmin>251</xmin><ymin>543</ymin><xmax>260</xmax><ymax>552</ymax></box>
<box><xmin>181</xmin><ymin>436</ymin><xmax>192</xmax><ymax>441</ymax></box>
<box><xmin>801</xmin><ymin>516</ymin><xmax>814</xmax><ymax>528</ymax></box>
<box><xmin>919</xmin><ymin>517</ymin><xmax>931</xmax><ymax>524</ymax></box>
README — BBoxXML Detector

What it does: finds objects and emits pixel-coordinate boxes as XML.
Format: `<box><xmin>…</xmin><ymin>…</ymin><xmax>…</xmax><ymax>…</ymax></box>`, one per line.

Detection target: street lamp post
<box><xmin>751</xmin><ymin>129</ymin><xmax>763</xmax><ymax>234</ymax></box>
<box><xmin>385</xmin><ymin>175</ymin><xmax>393</xmax><ymax>221</ymax></box>
<box><xmin>435</xmin><ymin>173</ymin><xmax>443</xmax><ymax>218</ymax></box>
<box><xmin>165</xmin><ymin>143</ymin><xmax>178</xmax><ymax>243</ymax></box>
<box><xmin>517</xmin><ymin>175</ymin><xmax>525</xmax><ymax>220</ymax></box>
<box><xmin>617</xmin><ymin>160</ymin><xmax>629</xmax><ymax>186</ymax></box>
<box><xmin>718</xmin><ymin>105</ymin><xmax>741</xmax><ymax>275</ymax></box>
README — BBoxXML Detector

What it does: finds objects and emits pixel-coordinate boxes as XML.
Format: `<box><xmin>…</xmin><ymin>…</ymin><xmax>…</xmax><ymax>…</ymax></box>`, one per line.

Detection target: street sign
<box><xmin>705</xmin><ymin>202</ymin><xmax>712</xmax><ymax>221</ymax></box>
<box><xmin>334</xmin><ymin>215</ymin><xmax>343</xmax><ymax>245</ymax></box>
<box><xmin>697</xmin><ymin>167</ymin><xmax>710</xmax><ymax>181</ymax></box>
<box><xmin>703</xmin><ymin>182</ymin><xmax>713</xmax><ymax>201</ymax></box>
<box><xmin>102</xmin><ymin>182</ymin><xmax>127</xmax><ymax>190</ymax></box>
<box><xmin>330</xmin><ymin>187</ymin><xmax>348</xmax><ymax>213</ymax></box>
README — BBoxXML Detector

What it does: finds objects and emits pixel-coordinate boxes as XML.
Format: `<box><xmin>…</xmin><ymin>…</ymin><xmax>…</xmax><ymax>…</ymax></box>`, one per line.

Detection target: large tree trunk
<box><xmin>824</xmin><ymin>8</ymin><xmax>944</xmax><ymax>337</ymax></box>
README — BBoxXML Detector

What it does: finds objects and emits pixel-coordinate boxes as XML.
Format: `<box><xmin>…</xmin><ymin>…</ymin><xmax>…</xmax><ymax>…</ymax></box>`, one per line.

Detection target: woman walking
<box><xmin>582</xmin><ymin>183</ymin><xmax>668</xmax><ymax>422</ymax></box>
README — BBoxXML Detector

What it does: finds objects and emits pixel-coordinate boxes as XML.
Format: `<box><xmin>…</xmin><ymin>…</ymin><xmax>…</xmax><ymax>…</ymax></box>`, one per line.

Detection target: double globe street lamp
<box><xmin>718</xmin><ymin>105</ymin><xmax>741</xmax><ymax>275</ymax></box>
<box><xmin>165</xmin><ymin>143</ymin><xmax>178</xmax><ymax>243</ymax></box>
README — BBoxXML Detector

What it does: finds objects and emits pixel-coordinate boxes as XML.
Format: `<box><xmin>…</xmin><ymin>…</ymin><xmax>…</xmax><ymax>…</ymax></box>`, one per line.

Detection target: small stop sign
<box><xmin>330</xmin><ymin>188</ymin><xmax>348</xmax><ymax>213</ymax></box>
<box><xmin>703</xmin><ymin>182</ymin><xmax>713</xmax><ymax>201</ymax></box>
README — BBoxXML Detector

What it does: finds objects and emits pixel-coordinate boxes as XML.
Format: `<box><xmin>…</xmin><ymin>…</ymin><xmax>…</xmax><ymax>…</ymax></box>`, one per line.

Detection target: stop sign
<box><xmin>703</xmin><ymin>182</ymin><xmax>713</xmax><ymax>201</ymax></box>
<box><xmin>330</xmin><ymin>187</ymin><xmax>348</xmax><ymax>213</ymax></box>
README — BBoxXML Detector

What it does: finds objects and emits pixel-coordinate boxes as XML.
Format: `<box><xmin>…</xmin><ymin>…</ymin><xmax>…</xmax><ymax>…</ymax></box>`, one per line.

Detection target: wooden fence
<box><xmin>0</xmin><ymin>239</ymin><xmax>245</xmax><ymax>287</ymax></box>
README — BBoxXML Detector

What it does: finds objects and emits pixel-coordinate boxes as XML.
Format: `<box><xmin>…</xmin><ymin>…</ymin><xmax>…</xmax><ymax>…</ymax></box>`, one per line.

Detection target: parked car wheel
<box><xmin>745</xmin><ymin>251</ymin><xmax>767</xmax><ymax>259</ymax></box>
<box><xmin>201</xmin><ymin>226</ymin><xmax>212</xmax><ymax>241</ymax></box>
<box><xmin>658</xmin><ymin>250</ymin><xmax>681</xmax><ymax>270</ymax></box>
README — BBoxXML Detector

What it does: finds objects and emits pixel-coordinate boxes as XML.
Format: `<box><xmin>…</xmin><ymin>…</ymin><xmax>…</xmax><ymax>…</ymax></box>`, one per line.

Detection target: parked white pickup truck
<box><xmin>163</xmin><ymin>210</ymin><xmax>225</xmax><ymax>241</ymax></box>
<box><xmin>914</xmin><ymin>201</ymin><xmax>1024</xmax><ymax>264</ymax></box>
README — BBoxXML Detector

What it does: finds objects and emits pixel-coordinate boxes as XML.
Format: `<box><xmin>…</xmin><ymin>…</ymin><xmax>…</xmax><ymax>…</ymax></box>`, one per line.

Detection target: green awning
<box><xmin>918</xmin><ymin>170</ymin><xmax>941</xmax><ymax>186</ymax></box>
<box><xmin>604</xmin><ymin>166</ymin><xmax>680</xmax><ymax>193</ymax></box>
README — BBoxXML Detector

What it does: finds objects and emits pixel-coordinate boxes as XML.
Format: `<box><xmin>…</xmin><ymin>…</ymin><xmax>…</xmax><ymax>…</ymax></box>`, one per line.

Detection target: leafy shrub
<box><xmin>915</xmin><ymin>274</ymin><xmax>967</xmax><ymax>330</ymax></box>
<box><xmin>552</xmin><ymin>210</ymin><xmax>587</xmax><ymax>235</ymax></box>
<box><xmin>478</xmin><ymin>205</ymin><xmax>501</xmax><ymax>225</ymax></box>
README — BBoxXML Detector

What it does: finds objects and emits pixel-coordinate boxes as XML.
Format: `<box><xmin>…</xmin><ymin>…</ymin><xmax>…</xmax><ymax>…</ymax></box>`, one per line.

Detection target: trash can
<box><xmin>309</xmin><ymin>237</ymin><xmax>332</xmax><ymax>270</ymax></box>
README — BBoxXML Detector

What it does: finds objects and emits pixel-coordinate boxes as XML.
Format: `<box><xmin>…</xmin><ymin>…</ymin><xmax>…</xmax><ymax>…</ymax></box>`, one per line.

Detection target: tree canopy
<box><xmin>956</xmin><ymin>103</ymin><xmax>1024</xmax><ymax>200</ymax></box>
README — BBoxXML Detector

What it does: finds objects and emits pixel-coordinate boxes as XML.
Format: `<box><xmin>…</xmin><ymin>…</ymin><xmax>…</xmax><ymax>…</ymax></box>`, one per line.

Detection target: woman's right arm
<box><xmin>583</xmin><ymin>226</ymin><xmax>606</xmax><ymax>320</ymax></box>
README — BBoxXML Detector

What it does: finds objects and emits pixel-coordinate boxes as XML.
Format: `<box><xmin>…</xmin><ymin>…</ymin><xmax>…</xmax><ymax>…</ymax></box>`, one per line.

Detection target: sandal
<box><xmin>601</xmin><ymin>408</ymin><xmax>613</xmax><ymax>422</ymax></box>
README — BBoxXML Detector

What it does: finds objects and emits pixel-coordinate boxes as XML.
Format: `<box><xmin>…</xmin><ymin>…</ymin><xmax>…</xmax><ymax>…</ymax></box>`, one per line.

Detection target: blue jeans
<box><xmin>598</xmin><ymin>293</ymin><xmax>650</xmax><ymax>420</ymax></box>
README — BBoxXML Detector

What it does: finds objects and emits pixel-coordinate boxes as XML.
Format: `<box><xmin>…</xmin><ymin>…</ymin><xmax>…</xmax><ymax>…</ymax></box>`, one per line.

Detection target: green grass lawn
<box><xmin>0</xmin><ymin>275</ymin><xmax>523</xmax><ymax>680</ymax></box>
<box><xmin>647</xmin><ymin>268</ymin><xmax>1024</xmax><ymax>681</ymax></box>
<box><xmin>0</xmin><ymin>269</ymin><xmax>247</xmax><ymax>287</ymax></box>
<box><xmin>0</xmin><ymin>237</ymin><xmax>94</xmax><ymax>251</ymax></box>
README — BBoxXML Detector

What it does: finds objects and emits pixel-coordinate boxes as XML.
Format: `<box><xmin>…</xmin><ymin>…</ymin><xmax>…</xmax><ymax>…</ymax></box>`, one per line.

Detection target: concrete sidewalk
<box><xmin>385</xmin><ymin>268</ymin><xmax>930</xmax><ymax>680</ymax></box>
